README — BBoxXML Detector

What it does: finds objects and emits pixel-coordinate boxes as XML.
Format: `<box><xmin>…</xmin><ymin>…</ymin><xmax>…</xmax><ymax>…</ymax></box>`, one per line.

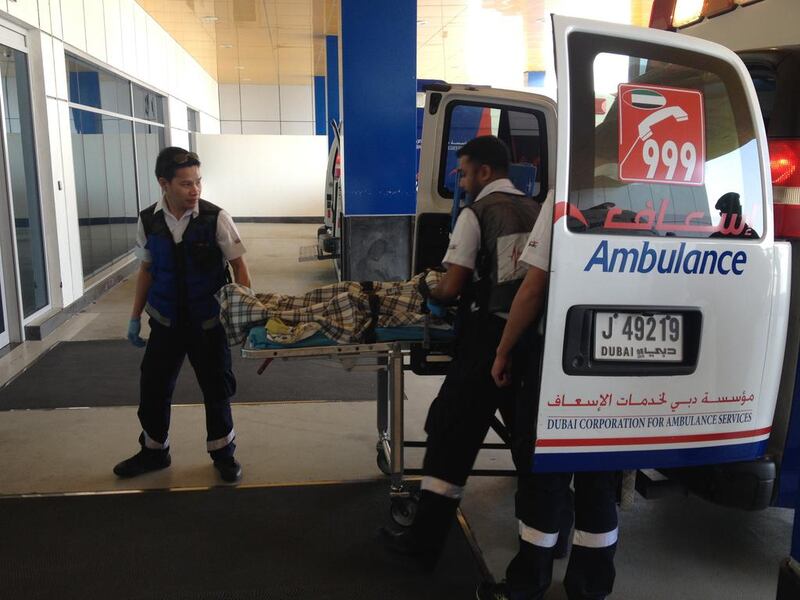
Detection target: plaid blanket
<box><xmin>217</xmin><ymin>270</ymin><xmax>447</xmax><ymax>346</ymax></box>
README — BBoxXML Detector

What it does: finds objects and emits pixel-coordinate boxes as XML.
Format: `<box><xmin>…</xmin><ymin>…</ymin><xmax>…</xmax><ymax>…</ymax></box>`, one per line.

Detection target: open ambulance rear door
<box><xmin>413</xmin><ymin>84</ymin><xmax>556</xmax><ymax>274</ymax></box>
<box><xmin>533</xmin><ymin>16</ymin><xmax>791</xmax><ymax>487</ymax></box>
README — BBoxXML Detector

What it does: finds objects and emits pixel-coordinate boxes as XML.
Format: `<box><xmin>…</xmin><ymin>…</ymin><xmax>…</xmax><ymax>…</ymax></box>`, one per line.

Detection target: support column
<box><xmin>313</xmin><ymin>76</ymin><xmax>326</xmax><ymax>135</ymax></box>
<box><xmin>325</xmin><ymin>35</ymin><xmax>340</xmax><ymax>148</ymax></box>
<box><xmin>338</xmin><ymin>0</ymin><xmax>416</xmax><ymax>281</ymax></box>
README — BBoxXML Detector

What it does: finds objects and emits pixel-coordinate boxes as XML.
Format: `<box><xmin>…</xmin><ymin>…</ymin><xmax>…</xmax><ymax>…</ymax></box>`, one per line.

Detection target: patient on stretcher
<box><xmin>217</xmin><ymin>270</ymin><xmax>451</xmax><ymax>347</ymax></box>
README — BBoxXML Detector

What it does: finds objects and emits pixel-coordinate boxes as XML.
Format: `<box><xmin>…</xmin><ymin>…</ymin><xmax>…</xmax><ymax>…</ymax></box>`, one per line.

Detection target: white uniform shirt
<box><xmin>519</xmin><ymin>189</ymin><xmax>554</xmax><ymax>271</ymax></box>
<box><xmin>135</xmin><ymin>197</ymin><xmax>246</xmax><ymax>263</ymax></box>
<box><xmin>442</xmin><ymin>178</ymin><xmax>526</xmax><ymax>270</ymax></box>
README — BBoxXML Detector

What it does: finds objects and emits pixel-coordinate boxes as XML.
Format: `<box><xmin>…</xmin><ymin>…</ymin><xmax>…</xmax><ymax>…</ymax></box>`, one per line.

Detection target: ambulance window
<box><xmin>438</xmin><ymin>102</ymin><xmax>547</xmax><ymax>202</ymax></box>
<box><xmin>566</xmin><ymin>34</ymin><xmax>764</xmax><ymax>240</ymax></box>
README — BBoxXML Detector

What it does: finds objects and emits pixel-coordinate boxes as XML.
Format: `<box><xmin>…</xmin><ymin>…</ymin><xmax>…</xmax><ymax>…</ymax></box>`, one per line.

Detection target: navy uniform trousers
<box><xmin>422</xmin><ymin>311</ymin><xmax>523</xmax><ymax>486</ymax></box>
<box><xmin>138</xmin><ymin>318</ymin><xmax>237</xmax><ymax>460</ymax></box>
<box><xmin>507</xmin><ymin>336</ymin><xmax>618</xmax><ymax>600</ymax></box>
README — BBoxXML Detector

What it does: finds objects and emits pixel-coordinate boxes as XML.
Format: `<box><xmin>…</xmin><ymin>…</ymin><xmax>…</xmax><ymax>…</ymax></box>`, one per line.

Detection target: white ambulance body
<box><xmin>414</xmin><ymin>15</ymin><xmax>791</xmax><ymax>508</ymax></box>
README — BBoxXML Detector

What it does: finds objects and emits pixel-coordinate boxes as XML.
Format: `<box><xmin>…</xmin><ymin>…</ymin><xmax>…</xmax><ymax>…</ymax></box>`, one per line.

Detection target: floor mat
<box><xmin>0</xmin><ymin>340</ymin><xmax>378</xmax><ymax>410</ymax></box>
<box><xmin>0</xmin><ymin>480</ymin><xmax>484</xmax><ymax>599</ymax></box>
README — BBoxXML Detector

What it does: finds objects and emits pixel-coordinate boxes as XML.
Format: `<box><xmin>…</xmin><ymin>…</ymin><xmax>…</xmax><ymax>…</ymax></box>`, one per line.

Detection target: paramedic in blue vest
<box><xmin>113</xmin><ymin>147</ymin><xmax>251</xmax><ymax>484</ymax></box>
<box><xmin>483</xmin><ymin>191</ymin><xmax>619</xmax><ymax>600</ymax></box>
<box><xmin>381</xmin><ymin>135</ymin><xmax>540</xmax><ymax>568</ymax></box>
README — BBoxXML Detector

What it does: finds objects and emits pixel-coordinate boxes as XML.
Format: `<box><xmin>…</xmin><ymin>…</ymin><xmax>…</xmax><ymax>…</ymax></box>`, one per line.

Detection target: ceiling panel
<box><xmin>137</xmin><ymin>0</ymin><xmax>654</xmax><ymax>86</ymax></box>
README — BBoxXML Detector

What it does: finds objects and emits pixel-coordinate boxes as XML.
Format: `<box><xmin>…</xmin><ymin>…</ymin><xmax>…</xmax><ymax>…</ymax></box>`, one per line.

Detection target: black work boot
<box><xmin>380</xmin><ymin>489</ymin><xmax>460</xmax><ymax>571</ymax></box>
<box><xmin>476</xmin><ymin>580</ymin><xmax>511</xmax><ymax>600</ymax></box>
<box><xmin>214</xmin><ymin>456</ymin><xmax>242</xmax><ymax>483</ymax></box>
<box><xmin>113</xmin><ymin>448</ymin><xmax>171</xmax><ymax>478</ymax></box>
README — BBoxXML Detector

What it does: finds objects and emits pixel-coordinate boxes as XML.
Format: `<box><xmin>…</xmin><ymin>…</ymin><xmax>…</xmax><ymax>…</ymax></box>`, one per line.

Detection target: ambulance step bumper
<box><xmin>663</xmin><ymin>458</ymin><xmax>776</xmax><ymax>511</ymax></box>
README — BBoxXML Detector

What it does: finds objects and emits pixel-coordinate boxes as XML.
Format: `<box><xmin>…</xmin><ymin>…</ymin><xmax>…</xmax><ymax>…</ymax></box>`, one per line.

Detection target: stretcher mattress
<box><xmin>247</xmin><ymin>325</ymin><xmax>455</xmax><ymax>350</ymax></box>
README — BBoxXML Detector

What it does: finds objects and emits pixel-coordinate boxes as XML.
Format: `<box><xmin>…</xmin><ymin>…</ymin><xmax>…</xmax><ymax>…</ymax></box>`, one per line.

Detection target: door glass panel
<box><xmin>566</xmin><ymin>34</ymin><xmax>764</xmax><ymax>240</ymax></box>
<box><xmin>135</xmin><ymin>122</ymin><xmax>165</xmax><ymax>208</ymax></box>
<box><xmin>1</xmin><ymin>44</ymin><xmax>48</xmax><ymax>316</ymax></box>
<box><xmin>438</xmin><ymin>102</ymin><xmax>547</xmax><ymax>201</ymax></box>
<box><xmin>70</xmin><ymin>108</ymin><xmax>138</xmax><ymax>277</ymax></box>
<box><xmin>132</xmin><ymin>84</ymin><xmax>165</xmax><ymax>124</ymax></box>
<box><xmin>66</xmin><ymin>55</ymin><xmax>132</xmax><ymax>116</ymax></box>
<box><xmin>187</xmin><ymin>108</ymin><xmax>199</xmax><ymax>152</ymax></box>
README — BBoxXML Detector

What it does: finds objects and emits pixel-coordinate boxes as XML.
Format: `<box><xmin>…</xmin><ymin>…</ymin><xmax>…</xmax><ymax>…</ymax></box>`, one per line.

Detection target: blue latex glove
<box><xmin>127</xmin><ymin>318</ymin><xmax>147</xmax><ymax>348</ymax></box>
<box><xmin>426</xmin><ymin>299</ymin><xmax>447</xmax><ymax>319</ymax></box>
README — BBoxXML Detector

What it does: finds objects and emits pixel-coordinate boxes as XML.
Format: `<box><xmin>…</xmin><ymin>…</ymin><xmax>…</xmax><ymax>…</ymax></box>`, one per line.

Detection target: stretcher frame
<box><xmin>241</xmin><ymin>339</ymin><xmax>516</xmax><ymax>509</ymax></box>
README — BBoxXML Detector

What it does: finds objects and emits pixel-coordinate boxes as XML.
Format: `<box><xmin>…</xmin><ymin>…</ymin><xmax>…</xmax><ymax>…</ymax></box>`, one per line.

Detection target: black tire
<box><xmin>390</xmin><ymin>497</ymin><xmax>418</xmax><ymax>527</ymax></box>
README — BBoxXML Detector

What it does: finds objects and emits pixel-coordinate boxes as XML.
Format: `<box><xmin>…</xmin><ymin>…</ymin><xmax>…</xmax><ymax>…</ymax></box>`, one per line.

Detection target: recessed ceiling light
<box><xmin>220</xmin><ymin>43</ymin><xmax>234</xmax><ymax>49</ymax></box>
<box><xmin>241</xmin><ymin>78</ymin><xmax>252</xmax><ymax>82</ymax></box>
<box><xmin>235</xmin><ymin>66</ymin><xmax>246</xmax><ymax>70</ymax></box>
<box><xmin>201</xmin><ymin>15</ymin><xmax>219</xmax><ymax>22</ymax></box>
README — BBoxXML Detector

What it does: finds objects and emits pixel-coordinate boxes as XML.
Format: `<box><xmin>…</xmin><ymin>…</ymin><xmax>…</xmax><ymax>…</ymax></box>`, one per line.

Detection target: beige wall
<box><xmin>196</xmin><ymin>134</ymin><xmax>326</xmax><ymax>218</ymax></box>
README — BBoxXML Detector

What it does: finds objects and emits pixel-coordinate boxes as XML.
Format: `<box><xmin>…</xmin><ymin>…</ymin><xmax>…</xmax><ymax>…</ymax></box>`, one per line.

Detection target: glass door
<box><xmin>0</xmin><ymin>258</ymin><xmax>8</xmax><ymax>349</ymax></box>
<box><xmin>0</xmin><ymin>43</ymin><xmax>48</xmax><ymax>319</ymax></box>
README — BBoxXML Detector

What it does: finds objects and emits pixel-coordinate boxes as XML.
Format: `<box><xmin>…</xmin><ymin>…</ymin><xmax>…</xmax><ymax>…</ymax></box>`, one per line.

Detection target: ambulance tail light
<box><xmin>649</xmin><ymin>0</ymin><xmax>764</xmax><ymax>30</ymax></box>
<box><xmin>769</xmin><ymin>139</ymin><xmax>800</xmax><ymax>239</ymax></box>
<box><xmin>334</xmin><ymin>154</ymin><xmax>341</xmax><ymax>179</ymax></box>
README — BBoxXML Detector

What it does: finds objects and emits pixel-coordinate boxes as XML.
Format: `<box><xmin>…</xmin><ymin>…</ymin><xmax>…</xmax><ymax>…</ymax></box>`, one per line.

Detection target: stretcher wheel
<box><xmin>376</xmin><ymin>451</ymin><xmax>391</xmax><ymax>476</ymax></box>
<box><xmin>390</xmin><ymin>497</ymin><xmax>418</xmax><ymax>527</ymax></box>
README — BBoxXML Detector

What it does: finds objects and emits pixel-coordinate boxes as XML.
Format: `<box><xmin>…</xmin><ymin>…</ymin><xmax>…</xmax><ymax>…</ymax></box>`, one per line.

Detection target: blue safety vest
<box><xmin>141</xmin><ymin>199</ymin><xmax>229</xmax><ymax>329</ymax></box>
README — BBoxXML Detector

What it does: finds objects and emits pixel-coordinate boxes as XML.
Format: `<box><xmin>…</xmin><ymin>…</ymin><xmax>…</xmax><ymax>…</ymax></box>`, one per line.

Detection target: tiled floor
<box><xmin>0</xmin><ymin>224</ymin><xmax>791</xmax><ymax>599</ymax></box>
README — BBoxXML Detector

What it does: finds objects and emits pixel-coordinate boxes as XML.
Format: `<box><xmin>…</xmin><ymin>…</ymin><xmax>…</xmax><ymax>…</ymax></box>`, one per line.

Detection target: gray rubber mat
<box><xmin>0</xmin><ymin>480</ymin><xmax>484</xmax><ymax>599</ymax></box>
<box><xmin>0</xmin><ymin>339</ymin><xmax>378</xmax><ymax>410</ymax></box>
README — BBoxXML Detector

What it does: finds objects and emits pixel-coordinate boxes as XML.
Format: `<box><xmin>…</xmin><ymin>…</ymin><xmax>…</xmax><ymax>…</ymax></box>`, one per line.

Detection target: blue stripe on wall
<box><xmin>325</xmin><ymin>35</ymin><xmax>339</xmax><ymax>148</ymax></box>
<box><xmin>532</xmin><ymin>440</ymin><xmax>768</xmax><ymax>472</ymax></box>
<box><xmin>340</xmin><ymin>0</ymin><xmax>416</xmax><ymax>216</ymax></box>
<box><xmin>313</xmin><ymin>75</ymin><xmax>326</xmax><ymax>136</ymax></box>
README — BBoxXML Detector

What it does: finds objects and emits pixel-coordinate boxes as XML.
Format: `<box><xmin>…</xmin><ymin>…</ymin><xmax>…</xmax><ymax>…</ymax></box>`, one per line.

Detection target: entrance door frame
<box><xmin>0</xmin><ymin>22</ymin><xmax>34</xmax><ymax>348</ymax></box>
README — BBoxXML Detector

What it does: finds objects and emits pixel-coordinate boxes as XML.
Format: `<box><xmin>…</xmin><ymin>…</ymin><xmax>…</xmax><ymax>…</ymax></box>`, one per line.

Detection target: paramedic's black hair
<box><xmin>456</xmin><ymin>135</ymin><xmax>510</xmax><ymax>174</ymax></box>
<box><xmin>155</xmin><ymin>147</ymin><xmax>201</xmax><ymax>182</ymax></box>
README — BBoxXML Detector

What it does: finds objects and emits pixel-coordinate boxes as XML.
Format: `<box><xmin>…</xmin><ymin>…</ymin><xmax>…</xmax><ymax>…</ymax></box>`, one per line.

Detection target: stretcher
<box><xmin>241</xmin><ymin>321</ymin><xmax>515</xmax><ymax>525</ymax></box>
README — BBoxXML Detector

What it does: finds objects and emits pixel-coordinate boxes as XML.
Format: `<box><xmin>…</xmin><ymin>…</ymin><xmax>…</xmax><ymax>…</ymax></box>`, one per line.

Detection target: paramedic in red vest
<box><xmin>113</xmin><ymin>147</ymin><xmax>251</xmax><ymax>484</ymax></box>
<box><xmin>484</xmin><ymin>191</ymin><xmax>618</xmax><ymax>600</ymax></box>
<box><xmin>381</xmin><ymin>135</ymin><xmax>540</xmax><ymax>568</ymax></box>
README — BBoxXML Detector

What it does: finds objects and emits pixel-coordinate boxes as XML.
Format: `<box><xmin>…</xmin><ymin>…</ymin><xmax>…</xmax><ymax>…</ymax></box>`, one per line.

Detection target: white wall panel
<box><xmin>199</xmin><ymin>112</ymin><xmax>220</xmax><ymax>135</ymax></box>
<box><xmin>38</xmin><ymin>0</ymin><xmax>53</xmax><ymax>34</ymax></box>
<box><xmin>39</xmin><ymin>33</ymin><xmax>57</xmax><ymax>98</ymax></box>
<box><xmin>6</xmin><ymin>0</ymin><xmax>39</xmax><ymax>27</ymax></box>
<box><xmin>168</xmin><ymin>96</ymin><xmax>187</xmax><ymax>130</ymax></box>
<box><xmin>170</xmin><ymin>128</ymin><xmax>189</xmax><ymax>150</ymax></box>
<box><xmin>119</xmin><ymin>0</ymin><xmax>137</xmax><ymax>76</ymax></box>
<box><xmin>46</xmin><ymin>98</ymin><xmax>75</xmax><ymax>304</ymax></box>
<box><xmin>133</xmin><ymin>2</ymin><xmax>148</xmax><ymax>80</ymax></box>
<box><xmin>218</xmin><ymin>84</ymin><xmax>241</xmax><ymax>121</ymax></box>
<box><xmin>52</xmin><ymin>38</ymin><xmax>68</xmax><ymax>101</ymax></box>
<box><xmin>220</xmin><ymin>121</ymin><xmax>242</xmax><ymax>135</ymax></box>
<box><xmin>279</xmin><ymin>85</ymin><xmax>313</xmax><ymax>122</ymax></box>
<box><xmin>83</xmin><ymin>0</ymin><xmax>106</xmax><ymax>62</ymax></box>
<box><xmin>146</xmin><ymin>20</ymin><xmax>167</xmax><ymax>92</ymax></box>
<box><xmin>103</xmin><ymin>0</ymin><xmax>123</xmax><ymax>70</ymax></box>
<box><xmin>56</xmin><ymin>100</ymin><xmax>85</xmax><ymax>298</ymax></box>
<box><xmin>242</xmin><ymin>121</ymin><xmax>281</xmax><ymax>135</ymax></box>
<box><xmin>280</xmin><ymin>121</ymin><xmax>314</xmax><ymax>136</ymax></box>
<box><xmin>49</xmin><ymin>0</ymin><xmax>62</xmax><ymax>39</ymax></box>
<box><xmin>0</xmin><ymin>2</ymin><xmax>8</xmax><ymax>15</ymax></box>
<box><xmin>196</xmin><ymin>134</ymin><xmax>326</xmax><ymax>217</ymax></box>
<box><xmin>61</xmin><ymin>0</ymin><xmax>86</xmax><ymax>51</ymax></box>
<box><xmin>240</xmin><ymin>84</ymin><xmax>280</xmax><ymax>121</ymax></box>
<box><xmin>203</xmin><ymin>75</ymin><xmax>219</xmax><ymax>118</ymax></box>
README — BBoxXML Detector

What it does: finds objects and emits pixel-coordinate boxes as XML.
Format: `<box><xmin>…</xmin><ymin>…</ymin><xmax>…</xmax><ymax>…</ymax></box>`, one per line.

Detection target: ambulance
<box><xmin>413</xmin><ymin>13</ymin><xmax>793</xmax><ymax>514</ymax></box>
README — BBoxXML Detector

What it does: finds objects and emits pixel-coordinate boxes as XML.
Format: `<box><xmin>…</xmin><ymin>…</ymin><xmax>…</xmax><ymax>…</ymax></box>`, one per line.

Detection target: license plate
<box><xmin>593</xmin><ymin>312</ymin><xmax>683</xmax><ymax>362</ymax></box>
